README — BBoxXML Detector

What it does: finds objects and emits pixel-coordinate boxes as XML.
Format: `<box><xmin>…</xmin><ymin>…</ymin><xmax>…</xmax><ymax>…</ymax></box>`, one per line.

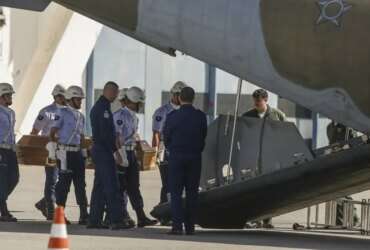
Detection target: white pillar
<box><xmin>18</xmin><ymin>13</ymin><xmax>102</xmax><ymax>135</ymax></box>
<box><xmin>11</xmin><ymin>4</ymin><xmax>73</xmax><ymax>134</ymax></box>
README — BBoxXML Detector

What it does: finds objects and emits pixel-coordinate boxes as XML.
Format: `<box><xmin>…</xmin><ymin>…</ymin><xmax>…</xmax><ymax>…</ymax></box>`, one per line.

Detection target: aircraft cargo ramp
<box><xmin>151</xmin><ymin>116</ymin><xmax>370</xmax><ymax>229</ymax></box>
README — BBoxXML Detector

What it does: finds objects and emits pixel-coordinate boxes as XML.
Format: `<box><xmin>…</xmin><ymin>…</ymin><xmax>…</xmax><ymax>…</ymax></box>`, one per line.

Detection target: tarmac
<box><xmin>1</xmin><ymin>166</ymin><xmax>370</xmax><ymax>250</ymax></box>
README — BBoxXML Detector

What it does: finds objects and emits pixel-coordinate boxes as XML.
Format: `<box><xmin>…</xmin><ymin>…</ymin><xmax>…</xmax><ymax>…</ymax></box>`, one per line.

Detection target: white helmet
<box><xmin>52</xmin><ymin>84</ymin><xmax>66</xmax><ymax>97</ymax></box>
<box><xmin>118</xmin><ymin>88</ymin><xmax>128</xmax><ymax>101</ymax></box>
<box><xmin>170</xmin><ymin>81</ymin><xmax>187</xmax><ymax>94</ymax></box>
<box><xmin>0</xmin><ymin>83</ymin><xmax>15</xmax><ymax>96</ymax></box>
<box><xmin>126</xmin><ymin>86</ymin><xmax>145</xmax><ymax>103</ymax></box>
<box><xmin>65</xmin><ymin>85</ymin><xmax>85</xmax><ymax>100</ymax></box>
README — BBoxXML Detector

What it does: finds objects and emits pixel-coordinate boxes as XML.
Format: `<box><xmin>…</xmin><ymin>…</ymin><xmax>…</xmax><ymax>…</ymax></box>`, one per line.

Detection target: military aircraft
<box><xmin>1</xmin><ymin>0</ymin><xmax>369</xmax><ymax>229</ymax></box>
<box><xmin>1</xmin><ymin>0</ymin><xmax>369</xmax><ymax>134</ymax></box>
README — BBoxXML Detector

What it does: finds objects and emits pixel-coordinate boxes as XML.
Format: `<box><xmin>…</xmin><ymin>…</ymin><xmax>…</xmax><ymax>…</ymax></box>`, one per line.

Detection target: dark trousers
<box><xmin>89</xmin><ymin>146</ymin><xmax>123</xmax><ymax>224</ymax></box>
<box><xmin>159</xmin><ymin>162</ymin><xmax>169</xmax><ymax>204</ymax></box>
<box><xmin>122</xmin><ymin>151</ymin><xmax>144</xmax><ymax>212</ymax></box>
<box><xmin>169</xmin><ymin>153</ymin><xmax>201</xmax><ymax>232</ymax></box>
<box><xmin>0</xmin><ymin>149</ymin><xmax>19</xmax><ymax>206</ymax></box>
<box><xmin>44</xmin><ymin>166</ymin><xmax>59</xmax><ymax>204</ymax></box>
<box><xmin>55</xmin><ymin>151</ymin><xmax>88</xmax><ymax>208</ymax></box>
<box><xmin>116</xmin><ymin>169</ymin><xmax>129</xmax><ymax>217</ymax></box>
<box><xmin>158</xmin><ymin>150</ymin><xmax>169</xmax><ymax>204</ymax></box>
<box><xmin>102</xmin><ymin>170</ymin><xmax>130</xmax><ymax>223</ymax></box>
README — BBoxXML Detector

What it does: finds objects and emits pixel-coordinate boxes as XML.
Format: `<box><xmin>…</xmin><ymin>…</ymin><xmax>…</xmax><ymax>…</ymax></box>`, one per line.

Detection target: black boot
<box><xmin>167</xmin><ymin>229</ymin><xmax>183</xmax><ymax>235</ymax></box>
<box><xmin>46</xmin><ymin>202</ymin><xmax>55</xmax><ymax>221</ymax></box>
<box><xmin>64</xmin><ymin>216</ymin><xmax>71</xmax><ymax>225</ymax></box>
<box><xmin>35</xmin><ymin>198</ymin><xmax>47</xmax><ymax>218</ymax></box>
<box><xmin>110</xmin><ymin>221</ymin><xmax>134</xmax><ymax>230</ymax></box>
<box><xmin>136</xmin><ymin>208</ymin><xmax>157</xmax><ymax>228</ymax></box>
<box><xmin>103</xmin><ymin>215</ymin><xmax>110</xmax><ymax>227</ymax></box>
<box><xmin>0</xmin><ymin>202</ymin><xmax>17</xmax><ymax>222</ymax></box>
<box><xmin>86</xmin><ymin>222</ymin><xmax>109</xmax><ymax>229</ymax></box>
<box><xmin>123</xmin><ymin>214</ymin><xmax>136</xmax><ymax>228</ymax></box>
<box><xmin>122</xmin><ymin>209</ymin><xmax>135</xmax><ymax>228</ymax></box>
<box><xmin>160</xmin><ymin>218</ymin><xmax>172</xmax><ymax>227</ymax></box>
<box><xmin>79</xmin><ymin>206</ymin><xmax>89</xmax><ymax>225</ymax></box>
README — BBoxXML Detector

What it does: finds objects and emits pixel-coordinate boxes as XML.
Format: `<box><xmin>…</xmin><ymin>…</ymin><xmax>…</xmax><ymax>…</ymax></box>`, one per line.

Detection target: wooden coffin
<box><xmin>16</xmin><ymin>135</ymin><xmax>154</xmax><ymax>171</ymax></box>
<box><xmin>16</xmin><ymin>135</ymin><xmax>49</xmax><ymax>166</ymax></box>
<box><xmin>136</xmin><ymin>140</ymin><xmax>157</xmax><ymax>171</ymax></box>
<box><xmin>16</xmin><ymin>135</ymin><xmax>94</xmax><ymax>169</ymax></box>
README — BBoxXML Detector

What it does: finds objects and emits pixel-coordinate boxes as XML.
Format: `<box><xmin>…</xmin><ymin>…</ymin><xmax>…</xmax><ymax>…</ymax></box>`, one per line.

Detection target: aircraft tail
<box><xmin>0</xmin><ymin>0</ymin><xmax>51</xmax><ymax>11</ymax></box>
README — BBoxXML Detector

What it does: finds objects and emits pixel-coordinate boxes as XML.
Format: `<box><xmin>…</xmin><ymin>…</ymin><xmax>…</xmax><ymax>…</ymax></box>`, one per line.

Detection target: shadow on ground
<box><xmin>0</xmin><ymin>221</ymin><xmax>370</xmax><ymax>250</ymax></box>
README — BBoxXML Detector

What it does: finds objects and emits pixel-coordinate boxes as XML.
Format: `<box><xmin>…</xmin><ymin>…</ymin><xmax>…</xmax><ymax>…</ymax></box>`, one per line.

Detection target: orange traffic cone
<box><xmin>47</xmin><ymin>206</ymin><xmax>69</xmax><ymax>250</ymax></box>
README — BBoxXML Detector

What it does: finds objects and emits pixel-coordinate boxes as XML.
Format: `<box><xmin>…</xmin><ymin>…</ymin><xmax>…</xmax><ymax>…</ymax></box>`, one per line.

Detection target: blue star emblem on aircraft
<box><xmin>316</xmin><ymin>0</ymin><xmax>352</xmax><ymax>26</ymax></box>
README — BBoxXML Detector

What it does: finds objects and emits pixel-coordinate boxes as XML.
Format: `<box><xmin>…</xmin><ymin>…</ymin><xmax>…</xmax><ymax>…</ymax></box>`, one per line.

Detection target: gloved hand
<box><xmin>155</xmin><ymin>148</ymin><xmax>160</xmax><ymax>165</ymax></box>
<box><xmin>118</xmin><ymin>148</ymin><xmax>129</xmax><ymax>167</ymax></box>
<box><xmin>46</xmin><ymin>142</ymin><xmax>57</xmax><ymax>160</ymax></box>
<box><xmin>155</xmin><ymin>148</ymin><xmax>164</xmax><ymax>165</ymax></box>
<box><xmin>134</xmin><ymin>133</ymin><xmax>141</xmax><ymax>142</ymax></box>
<box><xmin>81</xmin><ymin>148</ymin><xmax>88</xmax><ymax>159</ymax></box>
<box><xmin>114</xmin><ymin>150</ymin><xmax>124</xmax><ymax>167</ymax></box>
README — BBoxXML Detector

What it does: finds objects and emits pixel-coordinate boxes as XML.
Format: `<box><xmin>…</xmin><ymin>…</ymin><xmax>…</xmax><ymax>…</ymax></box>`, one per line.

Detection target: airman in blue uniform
<box><xmin>104</xmin><ymin>88</ymin><xmax>135</xmax><ymax>227</ymax></box>
<box><xmin>114</xmin><ymin>86</ymin><xmax>157</xmax><ymax>228</ymax></box>
<box><xmin>32</xmin><ymin>84</ymin><xmax>66</xmax><ymax>220</ymax></box>
<box><xmin>88</xmin><ymin>82</ymin><xmax>132</xmax><ymax>230</ymax></box>
<box><xmin>50</xmin><ymin>85</ymin><xmax>88</xmax><ymax>225</ymax></box>
<box><xmin>164</xmin><ymin>86</ymin><xmax>207</xmax><ymax>235</ymax></box>
<box><xmin>152</xmin><ymin>81</ymin><xmax>187</xmax><ymax>225</ymax></box>
<box><xmin>0</xmin><ymin>83</ymin><xmax>19</xmax><ymax>222</ymax></box>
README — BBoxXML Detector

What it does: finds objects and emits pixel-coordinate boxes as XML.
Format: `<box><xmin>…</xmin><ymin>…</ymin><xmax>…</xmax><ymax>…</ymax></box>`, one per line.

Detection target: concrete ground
<box><xmin>1</xmin><ymin>166</ymin><xmax>370</xmax><ymax>250</ymax></box>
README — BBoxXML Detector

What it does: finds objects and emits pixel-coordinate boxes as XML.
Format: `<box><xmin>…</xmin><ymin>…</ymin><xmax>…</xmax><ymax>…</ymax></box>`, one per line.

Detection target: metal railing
<box><xmin>297</xmin><ymin>198</ymin><xmax>370</xmax><ymax>235</ymax></box>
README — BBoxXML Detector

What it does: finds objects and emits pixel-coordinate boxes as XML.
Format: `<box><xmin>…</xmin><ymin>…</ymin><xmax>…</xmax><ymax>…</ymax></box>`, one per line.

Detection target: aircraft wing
<box><xmin>0</xmin><ymin>0</ymin><xmax>50</xmax><ymax>11</ymax></box>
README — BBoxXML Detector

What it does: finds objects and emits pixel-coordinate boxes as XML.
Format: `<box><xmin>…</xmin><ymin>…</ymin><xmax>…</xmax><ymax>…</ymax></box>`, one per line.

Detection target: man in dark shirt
<box><xmin>88</xmin><ymin>81</ymin><xmax>131</xmax><ymax>230</ymax></box>
<box><xmin>164</xmin><ymin>86</ymin><xmax>207</xmax><ymax>235</ymax></box>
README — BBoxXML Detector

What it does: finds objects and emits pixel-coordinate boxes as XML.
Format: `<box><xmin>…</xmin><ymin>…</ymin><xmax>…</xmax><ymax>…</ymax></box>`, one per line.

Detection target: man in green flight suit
<box><xmin>243</xmin><ymin>88</ymin><xmax>286</xmax><ymax>229</ymax></box>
